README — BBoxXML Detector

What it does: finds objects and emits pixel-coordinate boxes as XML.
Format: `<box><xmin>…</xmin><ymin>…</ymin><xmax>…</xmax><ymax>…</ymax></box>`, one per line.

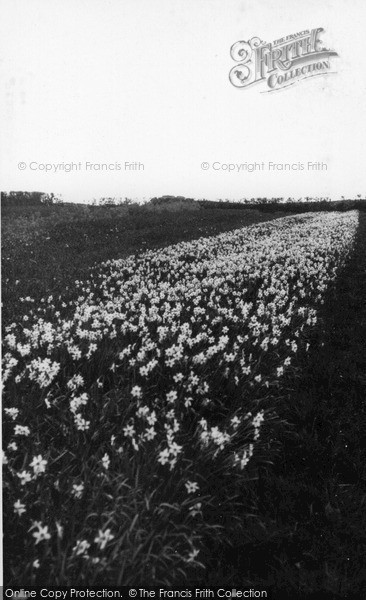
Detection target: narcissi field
<box><xmin>2</xmin><ymin>204</ymin><xmax>366</xmax><ymax>596</ymax></box>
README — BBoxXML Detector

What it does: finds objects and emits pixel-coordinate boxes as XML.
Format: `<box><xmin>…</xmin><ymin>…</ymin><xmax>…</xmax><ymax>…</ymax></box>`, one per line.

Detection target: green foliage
<box><xmin>1</xmin><ymin>191</ymin><xmax>63</xmax><ymax>207</ymax></box>
<box><xmin>199</xmin><ymin>198</ymin><xmax>366</xmax><ymax>213</ymax></box>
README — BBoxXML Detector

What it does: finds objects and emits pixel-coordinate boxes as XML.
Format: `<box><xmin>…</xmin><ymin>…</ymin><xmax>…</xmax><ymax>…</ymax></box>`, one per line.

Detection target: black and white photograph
<box><xmin>1</xmin><ymin>1</ymin><xmax>366</xmax><ymax>597</ymax></box>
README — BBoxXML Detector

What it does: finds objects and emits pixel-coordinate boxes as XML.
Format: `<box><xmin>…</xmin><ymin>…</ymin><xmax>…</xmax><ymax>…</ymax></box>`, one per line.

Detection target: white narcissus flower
<box><xmin>230</xmin><ymin>416</ymin><xmax>241</xmax><ymax>429</ymax></box>
<box><xmin>72</xmin><ymin>483</ymin><xmax>84</xmax><ymax>499</ymax></box>
<box><xmin>157</xmin><ymin>448</ymin><xmax>170</xmax><ymax>465</ymax></box>
<box><xmin>189</xmin><ymin>502</ymin><xmax>202</xmax><ymax>517</ymax></box>
<box><xmin>72</xmin><ymin>540</ymin><xmax>91</xmax><ymax>556</ymax></box>
<box><xmin>4</xmin><ymin>407</ymin><xmax>19</xmax><ymax>420</ymax></box>
<box><xmin>186</xmin><ymin>548</ymin><xmax>200</xmax><ymax>562</ymax></box>
<box><xmin>30</xmin><ymin>455</ymin><xmax>47</xmax><ymax>475</ymax></box>
<box><xmin>14</xmin><ymin>425</ymin><xmax>30</xmax><ymax>436</ymax></box>
<box><xmin>101</xmin><ymin>453</ymin><xmax>110</xmax><ymax>470</ymax></box>
<box><xmin>123</xmin><ymin>424</ymin><xmax>135</xmax><ymax>438</ymax></box>
<box><xmin>32</xmin><ymin>523</ymin><xmax>51</xmax><ymax>545</ymax></box>
<box><xmin>131</xmin><ymin>385</ymin><xmax>142</xmax><ymax>398</ymax></box>
<box><xmin>144</xmin><ymin>427</ymin><xmax>156</xmax><ymax>441</ymax></box>
<box><xmin>185</xmin><ymin>481</ymin><xmax>199</xmax><ymax>494</ymax></box>
<box><xmin>166</xmin><ymin>390</ymin><xmax>178</xmax><ymax>403</ymax></box>
<box><xmin>14</xmin><ymin>500</ymin><xmax>26</xmax><ymax>516</ymax></box>
<box><xmin>94</xmin><ymin>528</ymin><xmax>114</xmax><ymax>550</ymax></box>
<box><xmin>55</xmin><ymin>521</ymin><xmax>63</xmax><ymax>539</ymax></box>
<box><xmin>17</xmin><ymin>470</ymin><xmax>32</xmax><ymax>485</ymax></box>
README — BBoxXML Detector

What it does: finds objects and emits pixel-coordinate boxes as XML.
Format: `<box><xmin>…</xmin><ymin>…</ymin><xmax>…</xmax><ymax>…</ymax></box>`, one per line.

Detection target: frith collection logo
<box><xmin>229</xmin><ymin>28</ymin><xmax>338</xmax><ymax>91</ymax></box>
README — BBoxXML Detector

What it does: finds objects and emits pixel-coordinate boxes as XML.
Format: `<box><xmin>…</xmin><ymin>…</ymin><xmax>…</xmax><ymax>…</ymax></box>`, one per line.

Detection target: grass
<box><xmin>2</xmin><ymin>202</ymin><xmax>288</xmax><ymax>327</ymax></box>
<box><xmin>2</xmin><ymin>202</ymin><xmax>365</xmax><ymax>596</ymax></box>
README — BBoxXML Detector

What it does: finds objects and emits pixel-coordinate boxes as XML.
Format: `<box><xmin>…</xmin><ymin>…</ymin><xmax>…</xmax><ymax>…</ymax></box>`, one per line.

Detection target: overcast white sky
<box><xmin>1</xmin><ymin>0</ymin><xmax>365</xmax><ymax>203</ymax></box>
